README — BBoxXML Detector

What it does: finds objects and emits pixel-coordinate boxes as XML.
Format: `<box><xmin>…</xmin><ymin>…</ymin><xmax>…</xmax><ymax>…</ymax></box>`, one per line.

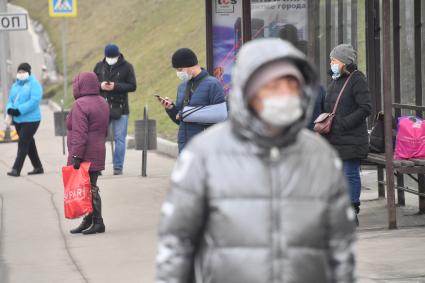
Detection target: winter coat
<box><xmin>166</xmin><ymin>69</ymin><xmax>225</xmax><ymax>152</ymax></box>
<box><xmin>308</xmin><ymin>85</ymin><xmax>326</xmax><ymax>130</ymax></box>
<box><xmin>93</xmin><ymin>54</ymin><xmax>137</xmax><ymax>115</ymax></box>
<box><xmin>156</xmin><ymin>39</ymin><xmax>356</xmax><ymax>283</ymax></box>
<box><xmin>6</xmin><ymin>75</ymin><xmax>42</xmax><ymax>123</ymax></box>
<box><xmin>323</xmin><ymin>70</ymin><xmax>372</xmax><ymax>160</ymax></box>
<box><xmin>67</xmin><ymin>72</ymin><xmax>109</xmax><ymax>172</ymax></box>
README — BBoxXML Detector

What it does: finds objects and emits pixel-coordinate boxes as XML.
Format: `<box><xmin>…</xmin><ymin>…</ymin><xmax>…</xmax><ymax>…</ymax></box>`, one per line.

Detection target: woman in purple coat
<box><xmin>67</xmin><ymin>72</ymin><xmax>109</xmax><ymax>235</ymax></box>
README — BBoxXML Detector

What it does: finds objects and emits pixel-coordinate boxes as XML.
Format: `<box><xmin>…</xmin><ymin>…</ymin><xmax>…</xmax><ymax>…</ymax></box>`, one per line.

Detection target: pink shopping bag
<box><xmin>394</xmin><ymin>116</ymin><xmax>425</xmax><ymax>159</ymax></box>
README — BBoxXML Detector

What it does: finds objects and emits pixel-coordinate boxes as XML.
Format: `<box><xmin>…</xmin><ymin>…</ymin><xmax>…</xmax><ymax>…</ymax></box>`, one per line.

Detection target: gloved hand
<box><xmin>7</xmin><ymin>108</ymin><xmax>20</xmax><ymax>117</ymax></box>
<box><xmin>72</xmin><ymin>156</ymin><xmax>83</xmax><ymax>170</ymax></box>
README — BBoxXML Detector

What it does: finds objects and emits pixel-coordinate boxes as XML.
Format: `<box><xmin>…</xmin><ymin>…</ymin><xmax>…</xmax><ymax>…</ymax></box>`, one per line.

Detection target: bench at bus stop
<box><xmin>363</xmin><ymin>153</ymin><xmax>425</xmax><ymax>213</ymax></box>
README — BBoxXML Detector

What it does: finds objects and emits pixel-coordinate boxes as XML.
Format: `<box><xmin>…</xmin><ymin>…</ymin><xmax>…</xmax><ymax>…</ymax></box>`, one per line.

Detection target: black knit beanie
<box><xmin>17</xmin><ymin>62</ymin><xmax>31</xmax><ymax>74</ymax></box>
<box><xmin>172</xmin><ymin>48</ymin><xmax>198</xmax><ymax>68</ymax></box>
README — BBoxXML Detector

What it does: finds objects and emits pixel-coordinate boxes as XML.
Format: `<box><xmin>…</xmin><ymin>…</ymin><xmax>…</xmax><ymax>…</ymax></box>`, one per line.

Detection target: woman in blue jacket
<box><xmin>6</xmin><ymin>63</ymin><xmax>44</xmax><ymax>177</ymax></box>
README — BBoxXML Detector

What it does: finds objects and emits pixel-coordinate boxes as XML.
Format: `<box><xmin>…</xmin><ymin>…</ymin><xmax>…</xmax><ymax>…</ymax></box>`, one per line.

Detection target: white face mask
<box><xmin>16</xmin><ymin>72</ymin><xmax>29</xmax><ymax>81</ymax></box>
<box><xmin>259</xmin><ymin>95</ymin><xmax>303</xmax><ymax>127</ymax></box>
<box><xmin>106</xmin><ymin>57</ymin><xmax>119</xmax><ymax>65</ymax></box>
<box><xmin>176</xmin><ymin>71</ymin><xmax>192</xmax><ymax>82</ymax></box>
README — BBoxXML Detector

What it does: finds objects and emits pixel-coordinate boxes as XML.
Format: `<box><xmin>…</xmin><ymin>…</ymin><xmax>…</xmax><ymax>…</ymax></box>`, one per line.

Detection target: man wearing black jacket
<box><xmin>94</xmin><ymin>44</ymin><xmax>137</xmax><ymax>175</ymax></box>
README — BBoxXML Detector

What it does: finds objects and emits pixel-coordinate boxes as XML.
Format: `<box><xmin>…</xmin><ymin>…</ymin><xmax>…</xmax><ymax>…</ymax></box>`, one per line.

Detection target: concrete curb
<box><xmin>47</xmin><ymin>99</ymin><xmax>178</xmax><ymax>158</ymax></box>
<box><xmin>155</xmin><ymin>137</ymin><xmax>178</xmax><ymax>158</ymax></box>
<box><xmin>47</xmin><ymin>99</ymin><xmax>62</xmax><ymax>112</ymax></box>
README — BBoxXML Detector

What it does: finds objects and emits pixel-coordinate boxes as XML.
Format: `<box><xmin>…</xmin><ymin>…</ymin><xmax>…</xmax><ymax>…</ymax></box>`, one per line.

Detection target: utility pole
<box><xmin>0</xmin><ymin>0</ymin><xmax>12</xmax><ymax>115</ymax></box>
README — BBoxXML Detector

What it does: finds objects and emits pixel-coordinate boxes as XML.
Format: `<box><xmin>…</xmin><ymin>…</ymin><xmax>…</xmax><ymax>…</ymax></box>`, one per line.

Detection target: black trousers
<box><xmin>13</xmin><ymin>122</ymin><xmax>43</xmax><ymax>173</ymax></box>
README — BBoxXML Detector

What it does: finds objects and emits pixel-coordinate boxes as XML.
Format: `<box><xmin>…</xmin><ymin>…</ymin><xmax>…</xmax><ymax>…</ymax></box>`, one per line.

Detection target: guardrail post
<box><xmin>142</xmin><ymin>105</ymin><xmax>148</xmax><ymax>177</ymax></box>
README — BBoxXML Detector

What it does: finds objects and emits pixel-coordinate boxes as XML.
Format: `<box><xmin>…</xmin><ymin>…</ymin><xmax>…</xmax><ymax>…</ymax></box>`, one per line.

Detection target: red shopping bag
<box><xmin>62</xmin><ymin>162</ymin><xmax>93</xmax><ymax>219</ymax></box>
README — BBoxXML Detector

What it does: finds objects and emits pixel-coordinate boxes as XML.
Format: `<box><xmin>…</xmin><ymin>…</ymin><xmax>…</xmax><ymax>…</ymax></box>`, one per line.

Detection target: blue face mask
<box><xmin>331</xmin><ymin>63</ymin><xmax>341</xmax><ymax>79</ymax></box>
<box><xmin>331</xmin><ymin>64</ymin><xmax>340</xmax><ymax>75</ymax></box>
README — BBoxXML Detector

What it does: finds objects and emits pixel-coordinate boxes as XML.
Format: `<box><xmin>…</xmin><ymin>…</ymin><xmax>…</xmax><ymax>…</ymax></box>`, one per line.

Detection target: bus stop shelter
<box><xmin>205</xmin><ymin>0</ymin><xmax>425</xmax><ymax>229</ymax></box>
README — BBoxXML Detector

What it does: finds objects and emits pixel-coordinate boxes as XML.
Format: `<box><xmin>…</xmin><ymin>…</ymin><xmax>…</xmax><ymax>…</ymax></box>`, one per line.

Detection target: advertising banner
<box><xmin>251</xmin><ymin>0</ymin><xmax>308</xmax><ymax>53</ymax></box>
<box><xmin>212</xmin><ymin>0</ymin><xmax>243</xmax><ymax>96</ymax></box>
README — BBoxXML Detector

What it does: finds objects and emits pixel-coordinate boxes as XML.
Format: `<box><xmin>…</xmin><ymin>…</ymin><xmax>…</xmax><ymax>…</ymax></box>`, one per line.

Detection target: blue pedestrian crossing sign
<box><xmin>49</xmin><ymin>0</ymin><xmax>77</xmax><ymax>17</ymax></box>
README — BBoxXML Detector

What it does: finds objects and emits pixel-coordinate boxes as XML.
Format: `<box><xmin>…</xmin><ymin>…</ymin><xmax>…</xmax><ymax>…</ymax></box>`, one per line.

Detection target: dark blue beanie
<box><xmin>104</xmin><ymin>44</ymin><xmax>120</xmax><ymax>58</ymax></box>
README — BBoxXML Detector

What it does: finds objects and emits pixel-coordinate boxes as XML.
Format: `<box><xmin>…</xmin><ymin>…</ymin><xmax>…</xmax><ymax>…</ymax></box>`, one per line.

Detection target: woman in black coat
<box><xmin>323</xmin><ymin>44</ymin><xmax>372</xmax><ymax>223</ymax></box>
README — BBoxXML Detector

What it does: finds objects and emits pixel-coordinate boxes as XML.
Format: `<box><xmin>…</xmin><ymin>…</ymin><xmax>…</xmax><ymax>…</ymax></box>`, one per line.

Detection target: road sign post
<box><xmin>49</xmin><ymin>0</ymin><xmax>77</xmax><ymax>155</ymax></box>
<box><xmin>0</xmin><ymin>0</ymin><xmax>28</xmax><ymax>144</ymax></box>
<box><xmin>0</xmin><ymin>12</ymin><xmax>27</xmax><ymax>118</ymax></box>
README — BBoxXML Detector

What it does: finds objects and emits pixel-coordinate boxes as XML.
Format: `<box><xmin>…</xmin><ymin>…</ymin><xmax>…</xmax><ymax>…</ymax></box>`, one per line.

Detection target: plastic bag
<box><xmin>62</xmin><ymin>162</ymin><xmax>93</xmax><ymax>219</ymax></box>
<box><xmin>4</xmin><ymin>114</ymin><xmax>12</xmax><ymax>128</ymax></box>
<box><xmin>394</xmin><ymin>116</ymin><xmax>425</xmax><ymax>159</ymax></box>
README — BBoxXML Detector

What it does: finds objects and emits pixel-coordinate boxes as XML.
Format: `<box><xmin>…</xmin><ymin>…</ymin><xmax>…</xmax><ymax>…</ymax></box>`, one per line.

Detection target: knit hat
<box><xmin>245</xmin><ymin>60</ymin><xmax>305</xmax><ymax>100</ymax></box>
<box><xmin>330</xmin><ymin>44</ymin><xmax>356</xmax><ymax>65</ymax></box>
<box><xmin>17</xmin><ymin>62</ymin><xmax>31</xmax><ymax>74</ymax></box>
<box><xmin>104</xmin><ymin>44</ymin><xmax>120</xmax><ymax>58</ymax></box>
<box><xmin>172</xmin><ymin>48</ymin><xmax>198</xmax><ymax>68</ymax></box>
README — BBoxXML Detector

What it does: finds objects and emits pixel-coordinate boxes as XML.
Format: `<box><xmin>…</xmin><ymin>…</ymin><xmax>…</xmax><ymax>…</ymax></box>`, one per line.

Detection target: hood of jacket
<box><xmin>72</xmin><ymin>72</ymin><xmax>100</xmax><ymax>99</ymax></box>
<box><xmin>229</xmin><ymin>38</ymin><xmax>319</xmax><ymax>149</ymax></box>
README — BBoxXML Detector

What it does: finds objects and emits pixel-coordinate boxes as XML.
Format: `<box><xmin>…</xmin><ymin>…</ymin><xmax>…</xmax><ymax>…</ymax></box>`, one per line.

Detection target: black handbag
<box><xmin>109</xmin><ymin>101</ymin><xmax>123</xmax><ymax>120</ymax></box>
<box><xmin>107</xmin><ymin>95</ymin><xmax>124</xmax><ymax>120</ymax></box>
<box><xmin>369</xmin><ymin>112</ymin><xmax>385</xmax><ymax>153</ymax></box>
<box><xmin>369</xmin><ymin>112</ymin><xmax>397</xmax><ymax>153</ymax></box>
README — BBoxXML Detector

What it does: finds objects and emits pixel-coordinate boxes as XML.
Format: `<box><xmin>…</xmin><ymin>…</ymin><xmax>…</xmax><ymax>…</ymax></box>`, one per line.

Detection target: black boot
<box><xmin>352</xmin><ymin>202</ymin><xmax>360</xmax><ymax>214</ymax></box>
<box><xmin>7</xmin><ymin>169</ymin><xmax>20</xmax><ymax>177</ymax></box>
<box><xmin>352</xmin><ymin>202</ymin><xmax>360</xmax><ymax>226</ymax></box>
<box><xmin>28</xmin><ymin>167</ymin><xmax>44</xmax><ymax>175</ymax></box>
<box><xmin>82</xmin><ymin>217</ymin><xmax>105</xmax><ymax>234</ymax></box>
<box><xmin>82</xmin><ymin>185</ymin><xmax>105</xmax><ymax>235</ymax></box>
<box><xmin>70</xmin><ymin>214</ymin><xmax>93</xmax><ymax>234</ymax></box>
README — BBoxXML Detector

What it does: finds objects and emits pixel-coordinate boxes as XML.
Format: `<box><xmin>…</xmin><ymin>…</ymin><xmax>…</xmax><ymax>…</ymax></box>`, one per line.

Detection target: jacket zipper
<box><xmin>269</xmin><ymin>146</ymin><xmax>281</xmax><ymax>283</ymax></box>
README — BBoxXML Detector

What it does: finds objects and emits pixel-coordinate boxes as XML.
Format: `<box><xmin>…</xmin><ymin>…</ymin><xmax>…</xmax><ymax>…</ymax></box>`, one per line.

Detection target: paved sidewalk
<box><xmin>0</xmin><ymin>105</ymin><xmax>174</xmax><ymax>283</ymax></box>
<box><xmin>0</xmin><ymin>105</ymin><xmax>424</xmax><ymax>283</ymax></box>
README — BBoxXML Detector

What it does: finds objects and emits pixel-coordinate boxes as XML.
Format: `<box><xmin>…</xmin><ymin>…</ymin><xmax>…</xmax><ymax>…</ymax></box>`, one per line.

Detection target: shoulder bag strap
<box><xmin>183</xmin><ymin>75</ymin><xmax>208</xmax><ymax>108</ymax></box>
<box><xmin>331</xmin><ymin>70</ymin><xmax>357</xmax><ymax>115</ymax></box>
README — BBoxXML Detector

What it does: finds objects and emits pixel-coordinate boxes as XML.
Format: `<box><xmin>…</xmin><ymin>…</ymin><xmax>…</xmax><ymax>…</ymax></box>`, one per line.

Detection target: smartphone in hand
<box><xmin>154</xmin><ymin>94</ymin><xmax>164</xmax><ymax>102</ymax></box>
<box><xmin>154</xmin><ymin>94</ymin><xmax>173</xmax><ymax>108</ymax></box>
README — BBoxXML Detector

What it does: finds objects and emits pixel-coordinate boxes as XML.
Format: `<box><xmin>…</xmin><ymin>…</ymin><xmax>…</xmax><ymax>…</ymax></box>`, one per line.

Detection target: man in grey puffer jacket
<box><xmin>156</xmin><ymin>38</ymin><xmax>356</xmax><ymax>283</ymax></box>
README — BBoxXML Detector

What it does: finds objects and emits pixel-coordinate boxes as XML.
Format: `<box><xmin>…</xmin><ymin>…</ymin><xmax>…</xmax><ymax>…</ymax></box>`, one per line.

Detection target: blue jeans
<box><xmin>343</xmin><ymin>159</ymin><xmax>361</xmax><ymax>204</ymax></box>
<box><xmin>111</xmin><ymin>115</ymin><xmax>128</xmax><ymax>170</ymax></box>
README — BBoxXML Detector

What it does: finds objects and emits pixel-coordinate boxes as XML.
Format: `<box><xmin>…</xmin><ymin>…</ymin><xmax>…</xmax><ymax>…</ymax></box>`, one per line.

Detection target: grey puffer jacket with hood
<box><xmin>156</xmin><ymin>39</ymin><xmax>356</xmax><ymax>283</ymax></box>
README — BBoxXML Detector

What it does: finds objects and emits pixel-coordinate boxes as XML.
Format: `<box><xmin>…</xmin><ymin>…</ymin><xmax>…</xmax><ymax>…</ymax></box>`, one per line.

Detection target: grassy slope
<box><xmin>10</xmin><ymin>0</ymin><xmax>206</xmax><ymax>141</ymax></box>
